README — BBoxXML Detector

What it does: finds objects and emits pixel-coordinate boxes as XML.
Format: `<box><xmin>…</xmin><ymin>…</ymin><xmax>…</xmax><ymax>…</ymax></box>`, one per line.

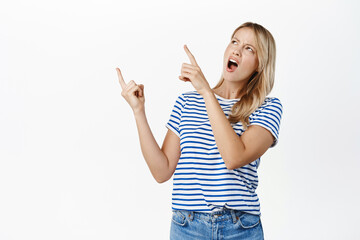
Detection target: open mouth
<box><xmin>227</xmin><ymin>59</ymin><xmax>238</xmax><ymax>72</ymax></box>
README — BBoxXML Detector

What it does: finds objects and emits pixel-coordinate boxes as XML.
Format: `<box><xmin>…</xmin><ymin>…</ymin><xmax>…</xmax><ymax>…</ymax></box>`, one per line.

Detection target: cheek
<box><xmin>247</xmin><ymin>57</ymin><xmax>259</xmax><ymax>70</ymax></box>
<box><xmin>224</xmin><ymin>47</ymin><xmax>231</xmax><ymax>58</ymax></box>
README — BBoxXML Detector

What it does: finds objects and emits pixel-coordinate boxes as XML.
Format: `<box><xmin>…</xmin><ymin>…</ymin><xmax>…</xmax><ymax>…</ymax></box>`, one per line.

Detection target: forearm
<box><xmin>202</xmin><ymin>91</ymin><xmax>246</xmax><ymax>169</ymax></box>
<box><xmin>133</xmin><ymin>109</ymin><xmax>170</xmax><ymax>182</ymax></box>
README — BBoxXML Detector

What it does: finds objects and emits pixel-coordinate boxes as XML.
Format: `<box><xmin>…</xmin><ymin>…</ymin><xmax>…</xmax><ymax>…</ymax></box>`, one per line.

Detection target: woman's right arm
<box><xmin>116</xmin><ymin>68</ymin><xmax>180</xmax><ymax>183</ymax></box>
<box><xmin>133</xmin><ymin>110</ymin><xmax>180</xmax><ymax>183</ymax></box>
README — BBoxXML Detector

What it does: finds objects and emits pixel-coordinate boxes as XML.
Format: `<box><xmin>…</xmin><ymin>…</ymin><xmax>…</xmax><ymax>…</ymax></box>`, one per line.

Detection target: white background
<box><xmin>1</xmin><ymin>0</ymin><xmax>359</xmax><ymax>239</ymax></box>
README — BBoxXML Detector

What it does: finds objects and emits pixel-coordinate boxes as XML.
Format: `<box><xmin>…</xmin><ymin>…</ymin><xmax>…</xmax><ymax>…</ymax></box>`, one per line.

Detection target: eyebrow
<box><xmin>233</xmin><ymin>37</ymin><xmax>256</xmax><ymax>50</ymax></box>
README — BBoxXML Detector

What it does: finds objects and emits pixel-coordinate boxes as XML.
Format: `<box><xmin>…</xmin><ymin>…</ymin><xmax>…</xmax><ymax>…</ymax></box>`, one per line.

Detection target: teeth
<box><xmin>229</xmin><ymin>59</ymin><xmax>237</xmax><ymax>64</ymax></box>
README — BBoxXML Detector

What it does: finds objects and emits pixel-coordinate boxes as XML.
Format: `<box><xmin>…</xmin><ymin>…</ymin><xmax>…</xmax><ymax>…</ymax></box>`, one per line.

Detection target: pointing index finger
<box><xmin>116</xmin><ymin>67</ymin><xmax>126</xmax><ymax>89</ymax></box>
<box><xmin>184</xmin><ymin>44</ymin><xmax>199</xmax><ymax>67</ymax></box>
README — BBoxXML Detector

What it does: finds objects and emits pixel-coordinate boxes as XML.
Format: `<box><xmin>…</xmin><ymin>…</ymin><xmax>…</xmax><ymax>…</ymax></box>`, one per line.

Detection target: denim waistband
<box><xmin>173</xmin><ymin>208</ymin><xmax>249</xmax><ymax>223</ymax></box>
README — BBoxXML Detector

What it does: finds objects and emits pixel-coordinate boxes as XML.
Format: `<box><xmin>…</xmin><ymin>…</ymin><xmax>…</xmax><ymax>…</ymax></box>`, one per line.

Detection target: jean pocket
<box><xmin>172</xmin><ymin>210</ymin><xmax>187</xmax><ymax>226</ymax></box>
<box><xmin>238</xmin><ymin>212</ymin><xmax>261</xmax><ymax>229</ymax></box>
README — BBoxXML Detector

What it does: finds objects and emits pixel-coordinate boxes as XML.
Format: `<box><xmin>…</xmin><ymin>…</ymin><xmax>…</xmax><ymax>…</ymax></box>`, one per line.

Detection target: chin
<box><xmin>223</xmin><ymin>71</ymin><xmax>238</xmax><ymax>81</ymax></box>
<box><xmin>223</xmin><ymin>74</ymin><xmax>248</xmax><ymax>85</ymax></box>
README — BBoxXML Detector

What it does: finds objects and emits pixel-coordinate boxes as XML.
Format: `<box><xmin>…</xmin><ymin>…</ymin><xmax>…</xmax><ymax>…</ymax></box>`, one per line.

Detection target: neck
<box><xmin>212</xmin><ymin>79</ymin><xmax>247</xmax><ymax>99</ymax></box>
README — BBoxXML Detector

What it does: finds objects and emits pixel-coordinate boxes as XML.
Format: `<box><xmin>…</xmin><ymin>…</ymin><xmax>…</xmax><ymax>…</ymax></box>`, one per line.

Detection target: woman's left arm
<box><xmin>201</xmin><ymin>91</ymin><xmax>274</xmax><ymax>170</ymax></box>
<box><xmin>180</xmin><ymin>45</ymin><xmax>274</xmax><ymax>169</ymax></box>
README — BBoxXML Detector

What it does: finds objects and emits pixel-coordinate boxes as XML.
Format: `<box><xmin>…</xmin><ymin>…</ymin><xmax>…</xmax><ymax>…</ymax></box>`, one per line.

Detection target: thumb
<box><xmin>139</xmin><ymin>84</ymin><xmax>144</xmax><ymax>97</ymax></box>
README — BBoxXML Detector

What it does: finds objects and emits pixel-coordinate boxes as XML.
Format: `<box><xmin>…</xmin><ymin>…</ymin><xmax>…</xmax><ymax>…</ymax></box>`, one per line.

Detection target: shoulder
<box><xmin>181</xmin><ymin>90</ymin><xmax>199</xmax><ymax>99</ymax></box>
<box><xmin>171</xmin><ymin>90</ymin><xmax>198</xmax><ymax>109</ymax></box>
<box><xmin>256</xmin><ymin>97</ymin><xmax>283</xmax><ymax>115</ymax></box>
<box><xmin>176</xmin><ymin>90</ymin><xmax>200</xmax><ymax>102</ymax></box>
<box><xmin>249</xmin><ymin>97</ymin><xmax>283</xmax><ymax>148</ymax></box>
<box><xmin>249</xmin><ymin>96</ymin><xmax>283</xmax><ymax>125</ymax></box>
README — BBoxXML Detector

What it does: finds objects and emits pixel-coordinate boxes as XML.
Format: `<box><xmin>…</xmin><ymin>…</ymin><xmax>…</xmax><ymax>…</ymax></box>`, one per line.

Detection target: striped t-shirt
<box><xmin>165</xmin><ymin>90</ymin><xmax>283</xmax><ymax>216</ymax></box>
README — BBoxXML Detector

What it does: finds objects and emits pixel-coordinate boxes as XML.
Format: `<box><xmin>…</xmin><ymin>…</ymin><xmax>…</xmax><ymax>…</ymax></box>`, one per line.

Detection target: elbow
<box><xmin>224</xmin><ymin>157</ymin><xmax>246</xmax><ymax>170</ymax></box>
<box><xmin>154</xmin><ymin>175</ymin><xmax>170</xmax><ymax>184</ymax></box>
<box><xmin>155</xmin><ymin>178</ymin><xmax>167</xmax><ymax>184</ymax></box>
<box><xmin>224</xmin><ymin>162</ymin><xmax>237</xmax><ymax>170</ymax></box>
<box><xmin>224</xmin><ymin>156</ymin><xmax>259</xmax><ymax>170</ymax></box>
<box><xmin>221</xmin><ymin>149</ymin><xmax>246</xmax><ymax>170</ymax></box>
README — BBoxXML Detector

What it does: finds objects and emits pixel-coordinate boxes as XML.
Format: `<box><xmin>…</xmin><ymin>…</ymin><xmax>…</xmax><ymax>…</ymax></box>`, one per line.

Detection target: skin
<box><xmin>180</xmin><ymin>27</ymin><xmax>260</xmax><ymax>99</ymax></box>
<box><xmin>116</xmin><ymin>27</ymin><xmax>274</xmax><ymax>182</ymax></box>
<box><xmin>216</xmin><ymin>27</ymin><xmax>260</xmax><ymax>99</ymax></box>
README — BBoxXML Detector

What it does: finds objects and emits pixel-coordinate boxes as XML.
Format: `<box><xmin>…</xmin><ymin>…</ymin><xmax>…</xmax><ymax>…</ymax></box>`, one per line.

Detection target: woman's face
<box><xmin>223</xmin><ymin>27</ymin><xmax>259</xmax><ymax>83</ymax></box>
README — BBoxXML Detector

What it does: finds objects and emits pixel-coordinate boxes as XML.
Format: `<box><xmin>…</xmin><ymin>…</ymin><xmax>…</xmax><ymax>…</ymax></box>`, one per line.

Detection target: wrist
<box><xmin>133</xmin><ymin>107</ymin><xmax>145</xmax><ymax>116</ymax></box>
<box><xmin>201</xmin><ymin>88</ymin><xmax>214</xmax><ymax>99</ymax></box>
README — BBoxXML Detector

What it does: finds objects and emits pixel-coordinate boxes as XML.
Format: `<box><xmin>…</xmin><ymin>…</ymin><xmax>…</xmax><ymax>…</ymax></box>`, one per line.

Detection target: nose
<box><xmin>233</xmin><ymin>47</ymin><xmax>241</xmax><ymax>56</ymax></box>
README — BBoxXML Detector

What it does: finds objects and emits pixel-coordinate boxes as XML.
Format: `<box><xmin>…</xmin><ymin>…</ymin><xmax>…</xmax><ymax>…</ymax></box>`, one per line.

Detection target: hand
<box><xmin>179</xmin><ymin>45</ymin><xmax>211</xmax><ymax>96</ymax></box>
<box><xmin>116</xmin><ymin>67</ymin><xmax>145</xmax><ymax>113</ymax></box>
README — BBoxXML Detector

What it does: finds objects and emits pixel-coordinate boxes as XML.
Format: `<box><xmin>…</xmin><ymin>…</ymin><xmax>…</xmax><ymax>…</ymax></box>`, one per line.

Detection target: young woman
<box><xmin>116</xmin><ymin>22</ymin><xmax>282</xmax><ymax>240</ymax></box>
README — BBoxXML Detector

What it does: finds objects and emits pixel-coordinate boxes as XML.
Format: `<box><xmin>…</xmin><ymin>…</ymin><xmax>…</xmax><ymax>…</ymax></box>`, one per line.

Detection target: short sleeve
<box><xmin>165</xmin><ymin>93</ymin><xmax>186</xmax><ymax>137</ymax></box>
<box><xmin>249</xmin><ymin>97</ymin><xmax>283</xmax><ymax>148</ymax></box>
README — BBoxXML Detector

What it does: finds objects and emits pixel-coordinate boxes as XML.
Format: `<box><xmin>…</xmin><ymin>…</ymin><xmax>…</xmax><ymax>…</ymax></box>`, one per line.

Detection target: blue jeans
<box><xmin>170</xmin><ymin>209</ymin><xmax>264</xmax><ymax>240</ymax></box>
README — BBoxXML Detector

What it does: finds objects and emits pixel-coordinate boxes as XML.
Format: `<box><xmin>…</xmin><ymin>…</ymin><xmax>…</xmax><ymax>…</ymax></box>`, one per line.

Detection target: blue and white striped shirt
<box><xmin>165</xmin><ymin>90</ymin><xmax>283</xmax><ymax>216</ymax></box>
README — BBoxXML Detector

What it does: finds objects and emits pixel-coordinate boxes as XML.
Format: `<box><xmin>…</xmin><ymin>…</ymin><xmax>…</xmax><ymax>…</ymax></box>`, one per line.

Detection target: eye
<box><xmin>231</xmin><ymin>40</ymin><xmax>238</xmax><ymax>44</ymax></box>
<box><xmin>246</xmin><ymin>46</ymin><xmax>253</xmax><ymax>52</ymax></box>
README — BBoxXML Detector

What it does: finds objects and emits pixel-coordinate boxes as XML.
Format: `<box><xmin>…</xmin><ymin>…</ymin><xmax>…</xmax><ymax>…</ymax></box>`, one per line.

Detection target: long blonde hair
<box><xmin>213</xmin><ymin>22</ymin><xmax>276</xmax><ymax>129</ymax></box>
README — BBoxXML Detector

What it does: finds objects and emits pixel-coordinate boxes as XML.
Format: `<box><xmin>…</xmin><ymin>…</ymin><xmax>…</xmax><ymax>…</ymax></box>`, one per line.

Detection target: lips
<box><xmin>226</xmin><ymin>56</ymin><xmax>239</xmax><ymax>72</ymax></box>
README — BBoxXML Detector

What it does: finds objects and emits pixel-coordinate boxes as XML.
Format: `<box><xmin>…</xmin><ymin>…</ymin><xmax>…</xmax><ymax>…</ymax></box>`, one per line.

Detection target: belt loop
<box><xmin>230</xmin><ymin>210</ymin><xmax>237</xmax><ymax>224</ymax></box>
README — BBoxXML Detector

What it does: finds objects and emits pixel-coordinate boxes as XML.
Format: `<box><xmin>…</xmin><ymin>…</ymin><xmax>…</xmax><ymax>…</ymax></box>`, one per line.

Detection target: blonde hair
<box><xmin>213</xmin><ymin>22</ymin><xmax>276</xmax><ymax>129</ymax></box>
